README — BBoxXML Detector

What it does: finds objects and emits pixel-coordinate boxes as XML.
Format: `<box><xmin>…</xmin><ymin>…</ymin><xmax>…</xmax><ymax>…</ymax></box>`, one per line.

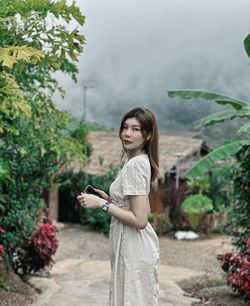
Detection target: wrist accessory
<box><xmin>101</xmin><ymin>197</ymin><xmax>112</xmax><ymax>212</ymax></box>
<box><xmin>102</xmin><ymin>201</ymin><xmax>110</xmax><ymax>212</ymax></box>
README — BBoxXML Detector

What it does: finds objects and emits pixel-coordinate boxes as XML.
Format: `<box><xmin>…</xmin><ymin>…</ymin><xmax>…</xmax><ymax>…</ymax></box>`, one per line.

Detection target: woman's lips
<box><xmin>124</xmin><ymin>140</ymin><xmax>132</xmax><ymax>145</ymax></box>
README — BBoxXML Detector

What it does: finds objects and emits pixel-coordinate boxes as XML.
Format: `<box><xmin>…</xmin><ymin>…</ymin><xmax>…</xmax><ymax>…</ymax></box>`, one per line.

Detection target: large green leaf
<box><xmin>184</xmin><ymin>140</ymin><xmax>250</xmax><ymax>179</ymax></box>
<box><xmin>237</xmin><ymin>121</ymin><xmax>250</xmax><ymax>135</ymax></box>
<box><xmin>168</xmin><ymin>89</ymin><xmax>248</xmax><ymax>110</ymax></box>
<box><xmin>0</xmin><ymin>162</ymin><xmax>14</xmax><ymax>183</ymax></box>
<box><xmin>244</xmin><ymin>33</ymin><xmax>250</xmax><ymax>59</ymax></box>
<box><xmin>0</xmin><ymin>162</ymin><xmax>10</xmax><ymax>180</ymax></box>
<box><xmin>194</xmin><ymin>108</ymin><xmax>250</xmax><ymax>129</ymax></box>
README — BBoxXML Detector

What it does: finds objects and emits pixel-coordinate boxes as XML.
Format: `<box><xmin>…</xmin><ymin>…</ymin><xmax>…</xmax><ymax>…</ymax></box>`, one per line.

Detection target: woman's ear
<box><xmin>146</xmin><ymin>132</ymin><xmax>151</xmax><ymax>141</ymax></box>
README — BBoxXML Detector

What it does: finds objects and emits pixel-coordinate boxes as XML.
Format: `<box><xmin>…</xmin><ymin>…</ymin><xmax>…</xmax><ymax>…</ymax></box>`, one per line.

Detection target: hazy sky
<box><xmin>55</xmin><ymin>0</ymin><xmax>250</xmax><ymax>130</ymax></box>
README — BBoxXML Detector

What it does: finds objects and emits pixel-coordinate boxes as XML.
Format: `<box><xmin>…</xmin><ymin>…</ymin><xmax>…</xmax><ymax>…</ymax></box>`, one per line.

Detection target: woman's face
<box><xmin>120</xmin><ymin>117</ymin><xmax>146</xmax><ymax>157</ymax></box>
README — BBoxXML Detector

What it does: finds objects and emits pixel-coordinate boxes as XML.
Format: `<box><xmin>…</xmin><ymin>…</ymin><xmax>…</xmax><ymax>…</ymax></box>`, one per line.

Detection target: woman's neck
<box><xmin>127</xmin><ymin>150</ymin><xmax>145</xmax><ymax>160</ymax></box>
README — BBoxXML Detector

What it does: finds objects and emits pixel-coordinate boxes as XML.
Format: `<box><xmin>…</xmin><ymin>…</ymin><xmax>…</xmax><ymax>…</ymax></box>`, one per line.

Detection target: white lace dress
<box><xmin>109</xmin><ymin>154</ymin><xmax>159</xmax><ymax>306</ymax></box>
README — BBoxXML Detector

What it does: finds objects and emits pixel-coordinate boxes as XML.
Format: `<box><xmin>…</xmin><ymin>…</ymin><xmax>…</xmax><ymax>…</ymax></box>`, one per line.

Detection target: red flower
<box><xmin>247</xmin><ymin>237</ymin><xmax>250</xmax><ymax>251</ymax></box>
<box><xmin>218</xmin><ymin>237</ymin><xmax>250</xmax><ymax>300</ymax></box>
<box><xmin>18</xmin><ymin>209</ymin><xmax>58</xmax><ymax>274</ymax></box>
<box><xmin>0</xmin><ymin>245</ymin><xmax>5</xmax><ymax>254</ymax></box>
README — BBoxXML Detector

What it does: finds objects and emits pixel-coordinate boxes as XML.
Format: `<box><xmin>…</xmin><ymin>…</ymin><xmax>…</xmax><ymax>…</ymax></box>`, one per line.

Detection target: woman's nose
<box><xmin>125</xmin><ymin>128</ymin><xmax>131</xmax><ymax>136</ymax></box>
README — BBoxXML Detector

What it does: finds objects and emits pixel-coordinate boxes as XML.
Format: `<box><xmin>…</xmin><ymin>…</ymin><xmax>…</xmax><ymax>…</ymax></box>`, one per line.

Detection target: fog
<box><xmin>55</xmin><ymin>0</ymin><xmax>250</xmax><ymax>135</ymax></box>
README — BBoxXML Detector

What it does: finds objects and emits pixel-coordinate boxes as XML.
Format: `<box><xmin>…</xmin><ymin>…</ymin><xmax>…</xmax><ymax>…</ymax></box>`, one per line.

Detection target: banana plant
<box><xmin>168</xmin><ymin>89</ymin><xmax>250</xmax><ymax>130</ymax></box>
<box><xmin>183</xmin><ymin>140</ymin><xmax>250</xmax><ymax>179</ymax></box>
<box><xmin>168</xmin><ymin>33</ymin><xmax>250</xmax><ymax>179</ymax></box>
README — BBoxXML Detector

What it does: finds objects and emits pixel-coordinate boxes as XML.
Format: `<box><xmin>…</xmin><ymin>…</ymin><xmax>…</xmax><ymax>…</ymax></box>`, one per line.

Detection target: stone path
<box><xmin>29</xmin><ymin>223</ymin><xmax>219</xmax><ymax>306</ymax></box>
<box><xmin>29</xmin><ymin>260</ymin><xmax>202</xmax><ymax>306</ymax></box>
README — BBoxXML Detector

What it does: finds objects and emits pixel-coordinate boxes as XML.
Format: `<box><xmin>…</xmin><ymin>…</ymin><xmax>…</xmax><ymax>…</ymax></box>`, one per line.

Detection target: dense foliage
<box><xmin>56</xmin><ymin>164</ymin><xmax>121</xmax><ymax>235</ymax></box>
<box><xmin>0</xmin><ymin>0</ymin><xmax>86</xmax><ymax>269</ymax></box>
<box><xmin>231</xmin><ymin>147</ymin><xmax>250</xmax><ymax>250</ymax></box>
<box><xmin>206</xmin><ymin>164</ymin><xmax>234</xmax><ymax>214</ymax></box>
<box><xmin>187</xmin><ymin>163</ymin><xmax>233</xmax><ymax>215</ymax></box>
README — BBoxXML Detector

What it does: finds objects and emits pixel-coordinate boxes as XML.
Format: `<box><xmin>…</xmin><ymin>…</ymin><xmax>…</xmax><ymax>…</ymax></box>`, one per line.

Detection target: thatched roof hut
<box><xmin>67</xmin><ymin>131</ymin><xmax>209</xmax><ymax>180</ymax></box>
<box><xmin>50</xmin><ymin>131</ymin><xmax>210</xmax><ymax>220</ymax></box>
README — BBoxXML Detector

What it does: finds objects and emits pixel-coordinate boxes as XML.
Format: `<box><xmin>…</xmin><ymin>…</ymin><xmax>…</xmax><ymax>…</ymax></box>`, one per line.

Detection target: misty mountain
<box><xmin>55</xmin><ymin>0</ymin><xmax>250</xmax><ymax>146</ymax></box>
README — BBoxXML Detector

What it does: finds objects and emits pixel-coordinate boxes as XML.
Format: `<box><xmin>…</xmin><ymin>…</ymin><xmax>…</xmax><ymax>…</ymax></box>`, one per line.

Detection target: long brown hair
<box><xmin>119</xmin><ymin>107</ymin><xmax>159</xmax><ymax>182</ymax></box>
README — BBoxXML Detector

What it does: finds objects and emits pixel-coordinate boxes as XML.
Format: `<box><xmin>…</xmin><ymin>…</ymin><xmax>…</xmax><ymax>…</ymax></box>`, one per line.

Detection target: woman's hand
<box><xmin>77</xmin><ymin>193</ymin><xmax>103</xmax><ymax>209</ymax></box>
<box><xmin>93</xmin><ymin>188</ymin><xmax>109</xmax><ymax>201</ymax></box>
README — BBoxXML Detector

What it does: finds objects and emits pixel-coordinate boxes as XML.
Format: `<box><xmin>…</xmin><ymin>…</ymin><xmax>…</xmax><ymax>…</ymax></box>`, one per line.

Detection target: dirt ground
<box><xmin>1</xmin><ymin>223</ymin><xmax>248</xmax><ymax>306</ymax></box>
<box><xmin>54</xmin><ymin>224</ymin><xmax>248</xmax><ymax>305</ymax></box>
<box><xmin>0</xmin><ymin>262</ymin><xmax>37</xmax><ymax>306</ymax></box>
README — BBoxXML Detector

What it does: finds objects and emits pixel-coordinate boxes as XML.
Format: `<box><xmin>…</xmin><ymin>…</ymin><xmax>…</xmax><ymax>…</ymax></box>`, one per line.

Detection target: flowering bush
<box><xmin>0</xmin><ymin>228</ymin><xmax>6</xmax><ymax>261</ymax></box>
<box><xmin>15</xmin><ymin>209</ymin><xmax>58</xmax><ymax>275</ymax></box>
<box><xmin>217</xmin><ymin>237</ymin><xmax>250</xmax><ymax>300</ymax></box>
<box><xmin>0</xmin><ymin>227</ymin><xmax>5</xmax><ymax>256</ymax></box>
<box><xmin>0</xmin><ymin>245</ymin><xmax>5</xmax><ymax>255</ymax></box>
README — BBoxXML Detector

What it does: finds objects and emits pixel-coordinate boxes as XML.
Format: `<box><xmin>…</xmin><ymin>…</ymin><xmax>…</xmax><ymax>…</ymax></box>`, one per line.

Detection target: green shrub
<box><xmin>81</xmin><ymin>208</ymin><xmax>111</xmax><ymax>235</ymax></box>
<box><xmin>181</xmin><ymin>194</ymin><xmax>213</xmax><ymax>214</ymax></box>
<box><xmin>230</xmin><ymin>147</ymin><xmax>250</xmax><ymax>251</ymax></box>
<box><xmin>0</xmin><ymin>142</ymin><xmax>51</xmax><ymax>254</ymax></box>
<box><xmin>207</xmin><ymin>164</ymin><xmax>234</xmax><ymax>214</ymax></box>
<box><xmin>56</xmin><ymin>164</ymin><xmax>121</xmax><ymax>235</ymax></box>
<box><xmin>181</xmin><ymin>194</ymin><xmax>213</xmax><ymax>230</ymax></box>
<box><xmin>187</xmin><ymin>164</ymin><xmax>233</xmax><ymax>215</ymax></box>
<box><xmin>186</xmin><ymin>177</ymin><xmax>210</xmax><ymax>195</ymax></box>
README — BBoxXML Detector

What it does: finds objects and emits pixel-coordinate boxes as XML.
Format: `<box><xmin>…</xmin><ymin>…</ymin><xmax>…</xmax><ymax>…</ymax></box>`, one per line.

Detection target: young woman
<box><xmin>77</xmin><ymin>107</ymin><xmax>160</xmax><ymax>305</ymax></box>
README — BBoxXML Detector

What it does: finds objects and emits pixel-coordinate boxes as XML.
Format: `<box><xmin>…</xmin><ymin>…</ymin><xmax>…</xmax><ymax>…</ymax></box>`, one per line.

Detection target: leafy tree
<box><xmin>0</xmin><ymin>0</ymin><xmax>86</xmax><ymax>259</ymax></box>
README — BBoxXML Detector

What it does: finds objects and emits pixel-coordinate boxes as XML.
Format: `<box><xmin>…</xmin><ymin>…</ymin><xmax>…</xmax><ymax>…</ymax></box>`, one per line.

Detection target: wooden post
<box><xmin>149</xmin><ymin>180</ymin><xmax>165</xmax><ymax>213</ymax></box>
<box><xmin>49</xmin><ymin>184</ymin><xmax>59</xmax><ymax>221</ymax></box>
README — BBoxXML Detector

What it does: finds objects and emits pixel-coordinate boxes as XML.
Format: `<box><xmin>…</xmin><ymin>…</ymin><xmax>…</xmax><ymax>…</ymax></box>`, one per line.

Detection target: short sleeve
<box><xmin>122</xmin><ymin>157</ymin><xmax>150</xmax><ymax>196</ymax></box>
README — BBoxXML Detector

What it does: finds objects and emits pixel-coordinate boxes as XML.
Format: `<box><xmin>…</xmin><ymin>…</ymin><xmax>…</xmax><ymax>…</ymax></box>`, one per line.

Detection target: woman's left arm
<box><xmin>109</xmin><ymin>195</ymin><xmax>150</xmax><ymax>229</ymax></box>
<box><xmin>77</xmin><ymin>193</ymin><xmax>150</xmax><ymax>229</ymax></box>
